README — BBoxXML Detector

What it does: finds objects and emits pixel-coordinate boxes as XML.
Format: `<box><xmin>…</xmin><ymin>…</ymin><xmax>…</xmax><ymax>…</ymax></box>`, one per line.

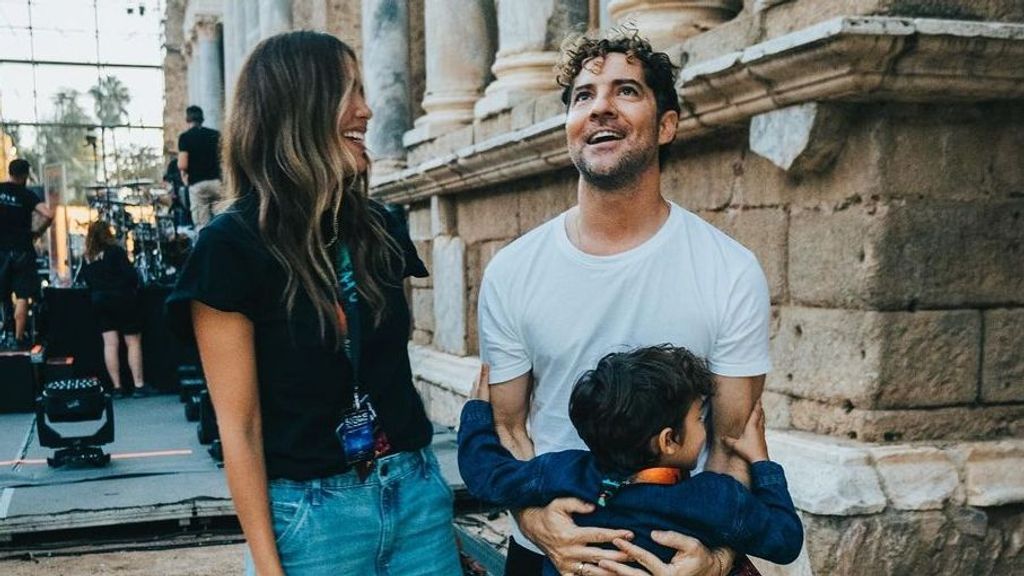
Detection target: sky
<box><xmin>0</xmin><ymin>0</ymin><xmax>165</xmax><ymax>152</ymax></box>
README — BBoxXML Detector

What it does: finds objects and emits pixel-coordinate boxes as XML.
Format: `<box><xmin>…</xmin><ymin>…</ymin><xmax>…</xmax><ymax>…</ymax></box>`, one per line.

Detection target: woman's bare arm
<box><xmin>193</xmin><ymin>301</ymin><xmax>283</xmax><ymax>576</ymax></box>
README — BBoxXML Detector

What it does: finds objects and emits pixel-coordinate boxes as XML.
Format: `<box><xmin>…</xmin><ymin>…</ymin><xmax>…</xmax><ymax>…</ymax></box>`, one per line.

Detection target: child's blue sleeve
<box><xmin>457</xmin><ymin>400</ymin><xmax>579</xmax><ymax>508</ymax></box>
<box><xmin>727</xmin><ymin>461</ymin><xmax>804</xmax><ymax>564</ymax></box>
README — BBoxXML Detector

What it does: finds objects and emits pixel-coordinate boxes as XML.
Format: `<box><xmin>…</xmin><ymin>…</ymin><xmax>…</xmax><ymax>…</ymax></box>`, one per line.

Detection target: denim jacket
<box><xmin>457</xmin><ymin>400</ymin><xmax>803</xmax><ymax>574</ymax></box>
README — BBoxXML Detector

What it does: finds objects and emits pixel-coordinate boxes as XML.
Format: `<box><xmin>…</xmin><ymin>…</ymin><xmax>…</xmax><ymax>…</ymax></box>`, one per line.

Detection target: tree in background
<box><xmin>35</xmin><ymin>89</ymin><xmax>96</xmax><ymax>203</ymax></box>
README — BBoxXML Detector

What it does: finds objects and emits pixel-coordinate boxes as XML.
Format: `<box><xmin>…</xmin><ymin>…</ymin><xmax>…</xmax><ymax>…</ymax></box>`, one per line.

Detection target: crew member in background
<box><xmin>177</xmin><ymin>105</ymin><xmax>222</xmax><ymax>231</ymax></box>
<box><xmin>0</xmin><ymin>159</ymin><xmax>52</xmax><ymax>347</ymax></box>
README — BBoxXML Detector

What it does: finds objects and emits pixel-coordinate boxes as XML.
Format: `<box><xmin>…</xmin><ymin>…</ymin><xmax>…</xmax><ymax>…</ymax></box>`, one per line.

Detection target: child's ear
<box><xmin>656</xmin><ymin>427</ymin><xmax>679</xmax><ymax>455</ymax></box>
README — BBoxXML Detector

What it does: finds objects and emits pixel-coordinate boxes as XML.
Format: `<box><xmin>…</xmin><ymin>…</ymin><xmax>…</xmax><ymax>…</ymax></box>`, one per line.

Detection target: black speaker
<box><xmin>196</xmin><ymin>389</ymin><xmax>218</xmax><ymax>445</ymax></box>
<box><xmin>0</xmin><ymin>352</ymin><xmax>37</xmax><ymax>413</ymax></box>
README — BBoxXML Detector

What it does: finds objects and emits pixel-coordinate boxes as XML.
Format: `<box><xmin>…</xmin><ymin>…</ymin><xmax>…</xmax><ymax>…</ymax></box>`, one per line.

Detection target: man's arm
<box><xmin>489</xmin><ymin>372</ymin><xmax>535</xmax><ymax>461</ymax></box>
<box><xmin>178</xmin><ymin>151</ymin><xmax>190</xmax><ymax>185</ymax></box>
<box><xmin>31</xmin><ymin>200</ymin><xmax>54</xmax><ymax>237</ymax></box>
<box><xmin>705</xmin><ymin>374</ymin><xmax>764</xmax><ymax>486</ymax></box>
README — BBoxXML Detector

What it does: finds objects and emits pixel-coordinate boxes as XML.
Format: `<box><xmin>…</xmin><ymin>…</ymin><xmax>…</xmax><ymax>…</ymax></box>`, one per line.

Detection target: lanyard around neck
<box><xmin>335</xmin><ymin>242</ymin><xmax>361</xmax><ymax>383</ymax></box>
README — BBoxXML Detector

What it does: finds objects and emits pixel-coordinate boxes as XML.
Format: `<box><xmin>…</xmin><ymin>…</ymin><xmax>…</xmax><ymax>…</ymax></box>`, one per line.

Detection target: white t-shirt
<box><xmin>477</xmin><ymin>201</ymin><xmax>772</xmax><ymax>553</ymax></box>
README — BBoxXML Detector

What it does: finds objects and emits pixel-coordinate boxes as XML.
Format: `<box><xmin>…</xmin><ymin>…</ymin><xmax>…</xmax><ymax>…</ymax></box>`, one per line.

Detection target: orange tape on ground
<box><xmin>0</xmin><ymin>448</ymin><xmax>193</xmax><ymax>467</ymax></box>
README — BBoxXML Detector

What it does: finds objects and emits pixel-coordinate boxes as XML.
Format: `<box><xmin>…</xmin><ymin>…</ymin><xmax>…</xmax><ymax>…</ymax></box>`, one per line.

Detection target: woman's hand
<box><xmin>517</xmin><ymin>498</ymin><xmax>633</xmax><ymax>576</ymax></box>
<box><xmin>598</xmin><ymin>532</ymin><xmax>728</xmax><ymax>576</ymax></box>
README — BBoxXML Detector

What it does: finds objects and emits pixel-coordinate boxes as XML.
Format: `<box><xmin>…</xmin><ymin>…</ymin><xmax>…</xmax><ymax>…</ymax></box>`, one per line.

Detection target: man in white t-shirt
<box><xmin>478</xmin><ymin>31</ymin><xmax>771</xmax><ymax>576</ymax></box>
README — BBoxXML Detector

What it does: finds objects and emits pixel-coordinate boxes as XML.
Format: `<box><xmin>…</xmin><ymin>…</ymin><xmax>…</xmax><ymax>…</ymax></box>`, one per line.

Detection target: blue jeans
<box><xmin>245</xmin><ymin>448</ymin><xmax>462</xmax><ymax>576</ymax></box>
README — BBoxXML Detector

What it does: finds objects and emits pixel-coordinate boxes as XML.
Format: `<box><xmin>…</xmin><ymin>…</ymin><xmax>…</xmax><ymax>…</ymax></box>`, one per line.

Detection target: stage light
<box><xmin>36</xmin><ymin>378</ymin><xmax>115</xmax><ymax>468</ymax></box>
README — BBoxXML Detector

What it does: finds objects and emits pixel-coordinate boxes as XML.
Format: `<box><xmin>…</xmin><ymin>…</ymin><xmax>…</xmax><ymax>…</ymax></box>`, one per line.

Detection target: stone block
<box><xmin>700</xmin><ymin>208</ymin><xmax>788</xmax><ymax>302</ymax></box>
<box><xmin>465</xmin><ymin>239</ymin><xmax>511</xmax><ymax>357</ymax></box>
<box><xmin>768</xmin><ymin>307</ymin><xmax>980</xmax><ymax>409</ymax></box>
<box><xmin>788</xmin><ymin>205</ymin><xmax>886</xmax><ymax>308</ymax></box>
<box><xmin>431</xmin><ymin>195</ymin><xmax>456</xmax><ymax>237</ymax></box>
<box><xmin>532</xmin><ymin>91</ymin><xmax>565</xmax><ymax>123</ymax></box>
<box><xmin>410</xmin><ymin>240</ymin><xmax>432</xmax><ymax>288</ymax></box>
<box><xmin>411</xmin><ymin>287</ymin><xmax>434</xmax><ymax>333</ymax></box>
<box><xmin>411</xmin><ymin>329</ymin><xmax>432</xmax><ymax>346</ymax></box>
<box><xmin>407</xmin><ymin>204</ymin><xmax>431</xmax><ymax>241</ymax></box>
<box><xmin>662</xmin><ymin>134</ymin><xmax>742</xmax><ymax>211</ymax></box>
<box><xmin>964</xmin><ymin>440</ymin><xmax>1024</xmax><ymax>507</ymax></box>
<box><xmin>457</xmin><ymin>191</ymin><xmax>520</xmax><ymax>245</ymax></box>
<box><xmin>516</xmin><ymin>171</ymin><xmax>578</xmax><ymax>235</ymax></box>
<box><xmin>473</xmin><ymin>111</ymin><xmax>512</xmax><ymax>144</ymax></box>
<box><xmin>789</xmin><ymin>201</ymin><xmax>1024</xmax><ymax>309</ymax></box>
<box><xmin>432</xmin><ymin>236</ymin><xmax>467</xmax><ymax>355</ymax></box>
<box><xmin>788</xmin><ymin>399</ymin><xmax>1024</xmax><ymax>443</ymax></box>
<box><xmin>766</xmin><ymin>430</ymin><xmax>886</xmax><ymax>515</ymax></box>
<box><xmin>869</xmin><ymin>446</ymin><xmax>958</xmax><ymax>510</ymax></box>
<box><xmin>982</xmin><ymin>308</ymin><xmax>1024</xmax><ymax>403</ymax></box>
<box><xmin>510</xmin><ymin>99</ymin><xmax>537</xmax><ymax>132</ymax></box>
<box><xmin>761</xmin><ymin>390</ymin><xmax>792</xmax><ymax>429</ymax></box>
<box><xmin>878</xmin><ymin>103</ymin><xmax>1024</xmax><ymax>202</ymax></box>
<box><xmin>680</xmin><ymin>11</ymin><xmax>760</xmax><ymax>67</ymax></box>
<box><xmin>749</xmin><ymin>103</ymin><xmax>851</xmax><ymax>176</ymax></box>
<box><xmin>798</xmin><ymin>506</ymin><xmax>1021</xmax><ymax>576</ymax></box>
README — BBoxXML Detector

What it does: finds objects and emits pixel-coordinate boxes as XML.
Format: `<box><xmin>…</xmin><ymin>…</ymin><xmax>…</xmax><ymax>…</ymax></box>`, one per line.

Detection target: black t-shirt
<box><xmin>0</xmin><ymin>182</ymin><xmax>41</xmax><ymax>252</ymax></box>
<box><xmin>81</xmin><ymin>245</ymin><xmax>139</xmax><ymax>299</ymax></box>
<box><xmin>165</xmin><ymin>196</ymin><xmax>432</xmax><ymax>480</ymax></box>
<box><xmin>177</xmin><ymin>126</ymin><xmax>222</xmax><ymax>184</ymax></box>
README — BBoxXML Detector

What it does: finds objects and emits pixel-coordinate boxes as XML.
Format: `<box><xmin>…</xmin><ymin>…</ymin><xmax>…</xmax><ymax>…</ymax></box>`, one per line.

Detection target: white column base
<box><xmin>474</xmin><ymin>51</ymin><xmax>560</xmax><ymax>119</ymax></box>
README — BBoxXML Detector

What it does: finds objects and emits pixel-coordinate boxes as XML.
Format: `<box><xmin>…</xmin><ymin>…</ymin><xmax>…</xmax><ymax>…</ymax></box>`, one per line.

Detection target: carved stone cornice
<box><xmin>373</xmin><ymin>115</ymin><xmax>568</xmax><ymax>204</ymax></box>
<box><xmin>372</xmin><ymin>16</ymin><xmax>1024</xmax><ymax>204</ymax></box>
<box><xmin>677</xmin><ymin>16</ymin><xmax>1024</xmax><ymax>139</ymax></box>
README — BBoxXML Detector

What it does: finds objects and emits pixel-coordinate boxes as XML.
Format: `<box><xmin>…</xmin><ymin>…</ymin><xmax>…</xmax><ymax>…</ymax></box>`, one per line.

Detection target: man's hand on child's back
<box><xmin>721</xmin><ymin>399</ymin><xmax>768</xmax><ymax>463</ymax></box>
<box><xmin>472</xmin><ymin>364</ymin><xmax>491</xmax><ymax>403</ymax></box>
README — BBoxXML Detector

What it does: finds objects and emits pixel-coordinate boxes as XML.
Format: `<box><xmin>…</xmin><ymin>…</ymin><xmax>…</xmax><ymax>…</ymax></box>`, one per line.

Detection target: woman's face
<box><xmin>338</xmin><ymin>59</ymin><xmax>372</xmax><ymax>174</ymax></box>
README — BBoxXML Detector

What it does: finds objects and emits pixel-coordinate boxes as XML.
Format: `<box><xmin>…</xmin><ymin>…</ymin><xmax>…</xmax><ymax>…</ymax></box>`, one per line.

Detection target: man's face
<box><xmin>565</xmin><ymin>52</ymin><xmax>677</xmax><ymax>190</ymax></box>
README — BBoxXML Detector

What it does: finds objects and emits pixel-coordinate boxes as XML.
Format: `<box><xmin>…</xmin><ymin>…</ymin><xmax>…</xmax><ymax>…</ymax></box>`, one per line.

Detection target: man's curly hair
<box><xmin>556</xmin><ymin>28</ymin><xmax>681</xmax><ymax>120</ymax></box>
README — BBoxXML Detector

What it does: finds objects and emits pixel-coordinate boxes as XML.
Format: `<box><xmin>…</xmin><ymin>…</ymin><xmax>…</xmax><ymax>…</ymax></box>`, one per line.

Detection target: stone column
<box><xmin>362</xmin><ymin>0</ymin><xmax>412</xmax><ymax>173</ymax></box>
<box><xmin>245</xmin><ymin>0</ymin><xmax>261</xmax><ymax>51</ymax></box>
<box><xmin>222</xmin><ymin>0</ymin><xmax>240</xmax><ymax>101</ymax></box>
<box><xmin>259</xmin><ymin>0</ymin><xmax>292</xmax><ymax>40</ymax></box>
<box><xmin>474</xmin><ymin>0</ymin><xmax>588</xmax><ymax>119</ymax></box>
<box><xmin>607</xmin><ymin>0</ymin><xmax>742</xmax><ymax>51</ymax></box>
<box><xmin>404</xmin><ymin>0</ymin><xmax>496</xmax><ymax>147</ymax></box>
<box><xmin>194</xmin><ymin>19</ymin><xmax>225</xmax><ymax>130</ymax></box>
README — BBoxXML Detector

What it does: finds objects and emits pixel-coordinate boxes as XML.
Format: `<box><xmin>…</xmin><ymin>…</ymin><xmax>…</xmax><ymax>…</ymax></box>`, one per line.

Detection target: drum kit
<box><xmin>77</xmin><ymin>180</ymin><xmax>194</xmax><ymax>286</ymax></box>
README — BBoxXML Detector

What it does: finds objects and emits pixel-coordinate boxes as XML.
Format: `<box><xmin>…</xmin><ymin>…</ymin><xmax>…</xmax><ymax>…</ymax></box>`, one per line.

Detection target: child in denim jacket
<box><xmin>458</xmin><ymin>345</ymin><xmax>803</xmax><ymax>576</ymax></box>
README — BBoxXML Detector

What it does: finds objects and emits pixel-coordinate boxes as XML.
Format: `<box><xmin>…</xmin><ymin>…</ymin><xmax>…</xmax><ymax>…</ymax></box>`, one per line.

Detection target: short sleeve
<box><xmin>177</xmin><ymin>131</ymin><xmax>190</xmax><ymax>153</ymax></box>
<box><xmin>164</xmin><ymin>223</ymin><xmax>261</xmax><ymax>341</ymax></box>
<box><xmin>477</xmin><ymin>267</ymin><xmax>531</xmax><ymax>384</ymax></box>
<box><xmin>709</xmin><ymin>258</ymin><xmax>772</xmax><ymax>377</ymax></box>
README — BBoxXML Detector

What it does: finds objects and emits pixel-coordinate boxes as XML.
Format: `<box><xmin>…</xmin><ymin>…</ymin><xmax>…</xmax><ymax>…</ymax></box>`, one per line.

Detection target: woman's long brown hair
<box><xmin>85</xmin><ymin>220</ymin><xmax>116</xmax><ymax>262</ymax></box>
<box><xmin>222</xmin><ymin>31</ymin><xmax>401</xmax><ymax>340</ymax></box>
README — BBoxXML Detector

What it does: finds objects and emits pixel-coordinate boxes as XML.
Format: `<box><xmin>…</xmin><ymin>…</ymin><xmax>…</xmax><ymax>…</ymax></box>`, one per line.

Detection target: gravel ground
<box><xmin>0</xmin><ymin>544</ymin><xmax>245</xmax><ymax>576</ymax></box>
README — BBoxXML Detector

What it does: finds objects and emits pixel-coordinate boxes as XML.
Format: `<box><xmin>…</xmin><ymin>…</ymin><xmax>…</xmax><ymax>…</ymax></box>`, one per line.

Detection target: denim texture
<box><xmin>458</xmin><ymin>400</ymin><xmax>804</xmax><ymax>575</ymax></box>
<box><xmin>245</xmin><ymin>448</ymin><xmax>462</xmax><ymax>576</ymax></box>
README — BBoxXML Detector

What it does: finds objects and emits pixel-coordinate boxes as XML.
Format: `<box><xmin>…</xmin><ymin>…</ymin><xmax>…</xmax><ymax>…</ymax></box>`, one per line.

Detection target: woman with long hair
<box><xmin>82</xmin><ymin>220</ymin><xmax>151</xmax><ymax>397</ymax></box>
<box><xmin>166</xmin><ymin>32</ymin><xmax>461</xmax><ymax>575</ymax></box>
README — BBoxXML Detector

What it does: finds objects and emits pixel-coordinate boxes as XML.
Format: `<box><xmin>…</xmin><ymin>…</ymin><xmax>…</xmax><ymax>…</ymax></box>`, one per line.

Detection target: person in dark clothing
<box><xmin>166</xmin><ymin>32</ymin><xmax>460</xmax><ymax>576</ymax></box>
<box><xmin>0</xmin><ymin>159</ymin><xmax>52</xmax><ymax>345</ymax></box>
<box><xmin>163</xmin><ymin>158</ymin><xmax>192</xmax><ymax>227</ymax></box>
<box><xmin>459</xmin><ymin>349</ymin><xmax>803</xmax><ymax>576</ymax></box>
<box><xmin>177</xmin><ymin>105</ymin><xmax>222</xmax><ymax>230</ymax></box>
<box><xmin>82</xmin><ymin>220</ymin><xmax>154</xmax><ymax>398</ymax></box>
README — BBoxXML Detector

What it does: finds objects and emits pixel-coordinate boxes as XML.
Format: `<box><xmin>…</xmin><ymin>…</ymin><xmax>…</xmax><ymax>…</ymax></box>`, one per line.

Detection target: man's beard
<box><xmin>571</xmin><ymin>143</ymin><xmax>657</xmax><ymax>191</ymax></box>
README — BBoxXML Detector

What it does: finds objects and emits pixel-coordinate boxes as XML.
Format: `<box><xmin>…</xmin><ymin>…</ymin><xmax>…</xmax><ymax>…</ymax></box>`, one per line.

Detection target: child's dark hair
<box><xmin>569</xmin><ymin>345</ymin><xmax>714</xmax><ymax>474</ymax></box>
